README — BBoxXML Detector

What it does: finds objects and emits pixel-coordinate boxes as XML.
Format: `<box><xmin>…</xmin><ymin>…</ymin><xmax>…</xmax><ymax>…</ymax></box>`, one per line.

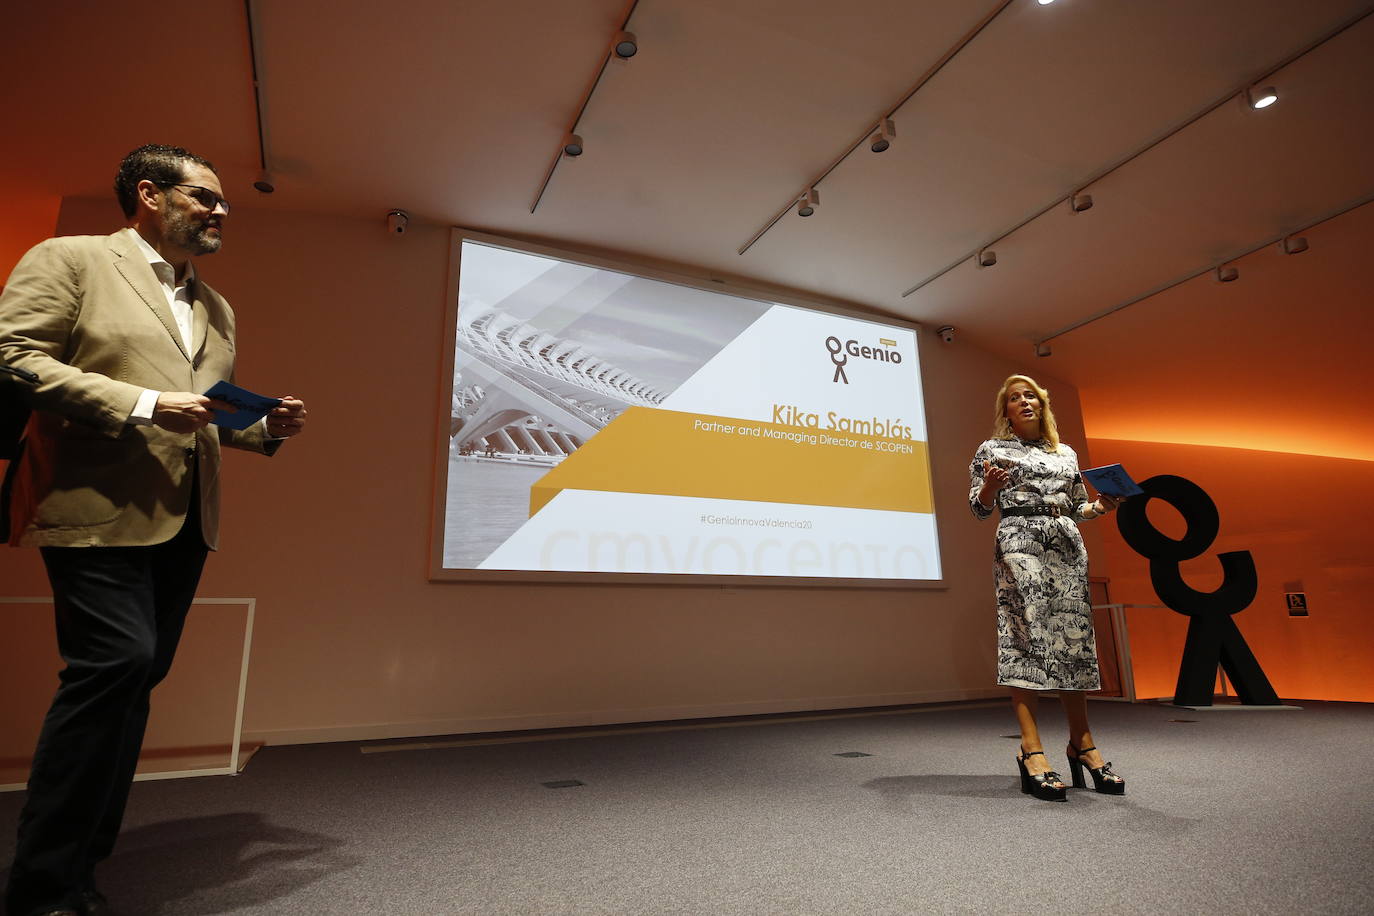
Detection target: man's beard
<box><xmin>163</xmin><ymin>205</ymin><xmax>221</xmax><ymax>255</ymax></box>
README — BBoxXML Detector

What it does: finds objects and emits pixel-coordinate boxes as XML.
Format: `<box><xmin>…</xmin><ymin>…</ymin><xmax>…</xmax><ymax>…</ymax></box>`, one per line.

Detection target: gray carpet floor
<box><xmin>2</xmin><ymin>699</ymin><xmax>1370</xmax><ymax>915</ymax></box>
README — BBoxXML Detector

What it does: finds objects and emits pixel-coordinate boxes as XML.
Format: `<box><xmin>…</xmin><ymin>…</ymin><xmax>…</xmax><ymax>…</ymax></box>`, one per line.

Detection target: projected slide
<box><xmin>440</xmin><ymin>238</ymin><xmax>940</xmax><ymax>581</ymax></box>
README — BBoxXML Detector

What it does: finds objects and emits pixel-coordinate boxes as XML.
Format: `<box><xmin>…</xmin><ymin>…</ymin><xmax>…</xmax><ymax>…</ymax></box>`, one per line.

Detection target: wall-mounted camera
<box><xmin>936</xmin><ymin>325</ymin><xmax>955</xmax><ymax>344</ymax></box>
<box><xmin>386</xmin><ymin>209</ymin><xmax>409</xmax><ymax>235</ymax></box>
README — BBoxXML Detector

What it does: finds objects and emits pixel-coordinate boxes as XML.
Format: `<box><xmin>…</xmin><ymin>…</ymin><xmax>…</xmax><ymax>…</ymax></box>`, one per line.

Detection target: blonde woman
<box><xmin>968</xmin><ymin>375</ymin><xmax>1126</xmax><ymax>802</ymax></box>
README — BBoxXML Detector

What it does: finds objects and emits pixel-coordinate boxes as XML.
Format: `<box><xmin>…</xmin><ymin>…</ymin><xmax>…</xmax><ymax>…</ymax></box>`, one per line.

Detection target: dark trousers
<box><xmin>4</xmin><ymin>508</ymin><xmax>207</xmax><ymax>915</ymax></box>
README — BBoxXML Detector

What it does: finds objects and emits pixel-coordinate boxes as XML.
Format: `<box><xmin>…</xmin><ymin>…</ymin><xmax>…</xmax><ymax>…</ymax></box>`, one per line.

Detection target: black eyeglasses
<box><xmin>166</xmin><ymin>184</ymin><xmax>230</xmax><ymax>215</ymax></box>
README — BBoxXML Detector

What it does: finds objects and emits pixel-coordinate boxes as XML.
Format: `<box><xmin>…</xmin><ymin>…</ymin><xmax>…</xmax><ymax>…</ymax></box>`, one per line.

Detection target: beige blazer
<box><xmin>0</xmin><ymin>230</ymin><xmax>277</xmax><ymax>549</ymax></box>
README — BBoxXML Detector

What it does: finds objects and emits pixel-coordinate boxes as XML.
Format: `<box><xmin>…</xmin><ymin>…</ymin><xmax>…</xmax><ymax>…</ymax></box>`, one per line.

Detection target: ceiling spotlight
<box><xmin>1280</xmin><ymin>236</ymin><xmax>1309</xmax><ymax>254</ymax></box>
<box><xmin>562</xmin><ymin>133</ymin><xmax>584</xmax><ymax>157</ymax></box>
<box><xmin>252</xmin><ymin>169</ymin><xmax>275</xmax><ymax>194</ymax></box>
<box><xmin>1216</xmin><ymin>265</ymin><xmax>1239</xmax><ymax>282</ymax></box>
<box><xmin>1070</xmin><ymin>193</ymin><xmax>1093</xmax><ymax>213</ymax></box>
<box><xmin>1248</xmin><ymin>86</ymin><xmax>1278</xmax><ymax>109</ymax></box>
<box><xmin>1037</xmin><ymin>0</ymin><xmax>1057</xmax><ymax>5</ymax></box>
<box><xmin>977</xmin><ymin>248</ymin><xmax>997</xmax><ymax>268</ymax></box>
<box><xmin>613</xmin><ymin>30</ymin><xmax>638</xmax><ymax>59</ymax></box>
<box><xmin>797</xmin><ymin>188</ymin><xmax>819</xmax><ymax>218</ymax></box>
<box><xmin>1035</xmin><ymin>342</ymin><xmax>1052</xmax><ymax>357</ymax></box>
<box><xmin>869</xmin><ymin>118</ymin><xmax>896</xmax><ymax>153</ymax></box>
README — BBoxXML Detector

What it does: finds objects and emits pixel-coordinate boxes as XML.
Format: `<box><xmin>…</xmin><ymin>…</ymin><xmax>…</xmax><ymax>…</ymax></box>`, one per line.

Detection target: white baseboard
<box><xmin>245</xmin><ymin>686</ymin><xmax>1007</xmax><ymax>747</ymax></box>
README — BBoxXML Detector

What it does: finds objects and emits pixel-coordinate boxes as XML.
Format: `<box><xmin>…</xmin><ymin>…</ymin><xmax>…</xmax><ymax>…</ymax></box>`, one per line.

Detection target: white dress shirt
<box><xmin>121</xmin><ymin>229</ymin><xmax>279</xmax><ymax>439</ymax></box>
<box><xmin>126</xmin><ymin>227</ymin><xmax>196</xmax><ymax>425</ymax></box>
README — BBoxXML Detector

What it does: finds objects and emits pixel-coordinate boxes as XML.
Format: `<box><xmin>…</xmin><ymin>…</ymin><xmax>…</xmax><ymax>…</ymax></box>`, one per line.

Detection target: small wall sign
<box><xmin>1285</xmin><ymin>592</ymin><xmax>1309</xmax><ymax>616</ymax></box>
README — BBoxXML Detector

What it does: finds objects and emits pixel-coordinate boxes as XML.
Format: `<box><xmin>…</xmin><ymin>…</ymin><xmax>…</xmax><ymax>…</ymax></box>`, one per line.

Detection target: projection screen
<box><xmin>431</xmin><ymin>231</ymin><xmax>943</xmax><ymax>586</ymax></box>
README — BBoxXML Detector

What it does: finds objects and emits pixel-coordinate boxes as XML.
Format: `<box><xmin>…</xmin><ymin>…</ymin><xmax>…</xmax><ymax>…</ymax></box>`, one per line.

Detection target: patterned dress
<box><xmin>968</xmin><ymin>437</ymin><xmax>1101</xmax><ymax>691</ymax></box>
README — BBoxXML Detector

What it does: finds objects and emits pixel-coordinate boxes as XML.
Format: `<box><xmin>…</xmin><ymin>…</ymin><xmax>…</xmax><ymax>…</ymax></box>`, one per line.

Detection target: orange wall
<box><xmin>0</xmin><ymin>194</ymin><xmax>60</xmax><ymax>287</ymax></box>
<box><xmin>1</xmin><ymin>197</ymin><xmax>1104</xmax><ymax>746</ymax></box>
<box><xmin>1086</xmin><ymin>437</ymin><xmax>1374</xmax><ymax>703</ymax></box>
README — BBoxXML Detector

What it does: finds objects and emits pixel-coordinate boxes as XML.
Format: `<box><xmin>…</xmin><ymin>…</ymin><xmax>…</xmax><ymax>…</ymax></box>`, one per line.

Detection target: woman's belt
<box><xmin>1001</xmin><ymin>505</ymin><xmax>1064</xmax><ymax>518</ymax></box>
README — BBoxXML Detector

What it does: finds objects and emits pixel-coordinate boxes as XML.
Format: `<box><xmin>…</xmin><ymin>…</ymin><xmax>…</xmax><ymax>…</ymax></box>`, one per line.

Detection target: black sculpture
<box><xmin>1115</xmin><ymin>474</ymin><xmax>1279</xmax><ymax>706</ymax></box>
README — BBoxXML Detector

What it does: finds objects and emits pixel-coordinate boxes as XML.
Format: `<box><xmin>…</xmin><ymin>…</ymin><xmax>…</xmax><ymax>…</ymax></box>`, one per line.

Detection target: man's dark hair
<box><xmin>113</xmin><ymin>144</ymin><xmax>217</xmax><ymax>218</ymax></box>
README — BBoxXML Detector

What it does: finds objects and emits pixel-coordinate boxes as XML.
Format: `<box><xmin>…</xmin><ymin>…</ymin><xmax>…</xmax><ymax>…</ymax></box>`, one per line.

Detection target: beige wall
<box><xmin>1</xmin><ymin>198</ymin><xmax>1103</xmax><ymax>747</ymax></box>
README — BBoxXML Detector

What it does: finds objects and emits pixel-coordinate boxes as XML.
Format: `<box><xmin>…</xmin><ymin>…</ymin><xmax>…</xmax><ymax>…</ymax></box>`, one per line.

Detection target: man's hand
<box><xmin>152</xmin><ymin>391</ymin><xmax>225</xmax><ymax>433</ymax></box>
<box><xmin>267</xmin><ymin>396</ymin><xmax>307</xmax><ymax>438</ymax></box>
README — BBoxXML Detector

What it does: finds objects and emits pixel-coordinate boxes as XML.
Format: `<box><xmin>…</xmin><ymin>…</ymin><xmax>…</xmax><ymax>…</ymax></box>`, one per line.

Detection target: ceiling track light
<box><xmin>1069</xmin><ymin>192</ymin><xmax>1093</xmax><ymax>213</ymax></box>
<box><xmin>530</xmin><ymin>17</ymin><xmax>641</xmax><ymax>213</ymax></box>
<box><xmin>252</xmin><ymin>169</ymin><xmax>275</xmax><ymax>194</ymax></box>
<box><xmin>612</xmin><ymin>30</ymin><xmax>638</xmax><ymax>59</ymax></box>
<box><xmin>737</xmin><ymin>0</ymin><xmax>1023</xmax><ymax>257</ymax></box>
<box><xmin>1026</xmin><ymin>189</ymin><xmax>1374</xmax><ymax>350</ymax></box>
<box><xmin>977</xmin><ymin>248</ymin><xmax>997</xmax><ymax>268</ymax></box>
<box><xmin>1035</xmin><ymin>342</ymin><xmax>1052</xmax><ymax>357</ymax></box>
<box><xmin>1216</xmin><ymin>265</ymin><xmax>1239</xmax><ymax>283</ymax></box>
<box><xmin>1247</xmin><ymin>85</ymin><xmax>1279</xmax><ymax>109</ymax></box>
<box><xmin>797</xmin><ymin>188</ymin><xmax>820</xmax><ymax>218</ymax></box>
<box><xmin>869</xmin><ymin>118</ymin><xmax>896</xmax><ymax>153</ymax></box>
<box><xmin>1280</xmin><ymin>236</ymin><xmax>1309</xmax><ymax>254</ymax></box>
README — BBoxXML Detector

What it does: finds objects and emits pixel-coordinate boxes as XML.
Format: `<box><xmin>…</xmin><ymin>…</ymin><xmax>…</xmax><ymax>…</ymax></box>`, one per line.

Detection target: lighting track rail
<box><xmin>530</xmin><ymin>0</ymin><xmax>643</xmax><ymax>214</ymax></box>
<box><xmin>899</xmin><ymin>4</ymin><xmax>1374</xmax><ymax>299</ymax></box>
<box><xmin>1031</xmin><ymin>190</ymin><xmax>1374</xmax><ymax>351</ymax></box>
<box><xmin>244</xmin><ymin>0</ymin><xmax>274</xmax><ymax>192</ymax></box>
<box><xmin>736</xmin><ymin>0</ymin><xmax>1018</xmax><ymax>257</ymax></box>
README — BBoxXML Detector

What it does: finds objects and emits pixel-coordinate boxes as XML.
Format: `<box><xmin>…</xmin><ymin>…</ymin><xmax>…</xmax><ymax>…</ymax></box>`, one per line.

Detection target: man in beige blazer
<box><xmin>0</xmin><ymin>145</ymin><xmax>306</xmax><ymax>916</ymax></box>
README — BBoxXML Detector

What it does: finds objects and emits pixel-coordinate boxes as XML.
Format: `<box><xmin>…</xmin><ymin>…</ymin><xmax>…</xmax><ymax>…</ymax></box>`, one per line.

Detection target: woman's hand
<box><xmin>983</xmin><ymin>459</ymin><xmax>1011</xmax><ymax>491</ymax></box>
<box><xmin>1093</xmin><ymin>494</ymin><xmax>1121</xmax><ymax>515</ymax></box>
<box><xmin>978</xmin><ymin>459</ymin><xmax>1011</xmax><ymax>507</ymax></box>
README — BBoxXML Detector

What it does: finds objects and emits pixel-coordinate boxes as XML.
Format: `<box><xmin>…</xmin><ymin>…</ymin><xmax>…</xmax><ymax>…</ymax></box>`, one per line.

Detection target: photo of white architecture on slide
<box><xmin>443</xmin><ymin>240</ymin><xmax>770</xmax><ymax>569</ymax></box>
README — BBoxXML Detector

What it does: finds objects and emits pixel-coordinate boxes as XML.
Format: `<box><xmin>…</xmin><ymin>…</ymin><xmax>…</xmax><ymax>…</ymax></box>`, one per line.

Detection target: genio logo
<box><xmin>824</xmin><ymin>336</ymin><xmax>902</xmax><ymax>384</ymax></box>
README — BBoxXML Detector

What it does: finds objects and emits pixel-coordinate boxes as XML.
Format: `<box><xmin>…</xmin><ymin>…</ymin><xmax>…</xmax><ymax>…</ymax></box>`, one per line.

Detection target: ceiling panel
<box><xmin>0</xmin><ymin>2</ymin><xmax>260</xmax><ymax>198</ymax></box>
<box><xmin>509</xmin><ymin>0</ymin><xmax>996</xmax><ymax>258</ymax></box>
<box><xmin>736</xmin><ymin>0</ymin><xmax>1373</xmax><ymax>313</ymax></box>
<box><xmin>912</xmin><ymin>13</ymin><xmax>1374</xmax><ymax>351</ymax></box>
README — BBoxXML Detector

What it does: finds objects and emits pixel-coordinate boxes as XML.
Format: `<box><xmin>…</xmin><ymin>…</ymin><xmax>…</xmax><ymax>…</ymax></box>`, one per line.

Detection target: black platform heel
<box><xmin>1016</xmin><ymin>748</ymin><xmax>1067</xmax><ymax>802</ymax></box>
<box><xmin>1066</xmin><ymin>743</ymin><xmax>1125</xmax><ymax>795</ymax></box>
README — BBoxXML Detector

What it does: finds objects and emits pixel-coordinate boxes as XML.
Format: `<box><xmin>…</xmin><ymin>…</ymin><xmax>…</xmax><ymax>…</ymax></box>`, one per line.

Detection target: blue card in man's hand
<box><xmin>1081</xmin><ymin>463</ymin><xmax>1144</xmax><ymax>499</ymax></box>
<box><xmin>203</xmin><ymin>380</ymin><xmax>282</xmax><ymax>431</ymax></box>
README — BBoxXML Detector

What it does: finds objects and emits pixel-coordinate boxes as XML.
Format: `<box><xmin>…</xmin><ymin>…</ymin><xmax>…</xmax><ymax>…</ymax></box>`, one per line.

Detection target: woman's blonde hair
<box><xmin>991</xmin><ymin>374</ymin><xmax>1060</xmax><ymax>452</ymax></box>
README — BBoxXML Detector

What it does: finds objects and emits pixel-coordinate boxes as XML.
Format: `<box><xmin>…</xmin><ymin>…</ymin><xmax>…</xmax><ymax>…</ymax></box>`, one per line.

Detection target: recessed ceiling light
<box><xmin>1249</xmin><ymin>86</ymin><xmax>1278</xmax><ymax>109</ymax></box>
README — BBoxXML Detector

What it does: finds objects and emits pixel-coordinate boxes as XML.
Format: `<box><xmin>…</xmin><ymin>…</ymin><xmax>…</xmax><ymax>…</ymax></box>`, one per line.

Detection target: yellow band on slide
<box><xmin>530</xmin><ymin>407</ymin><xmax>933</xmax><ymax>517</ymax></box>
